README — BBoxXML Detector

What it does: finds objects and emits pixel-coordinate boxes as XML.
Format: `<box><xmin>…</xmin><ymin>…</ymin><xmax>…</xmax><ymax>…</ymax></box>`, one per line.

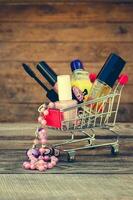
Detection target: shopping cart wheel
<box><xmin>88</xmin><ymin>139</ymin><xmax>93</xmax><ymax>146</ymax></box>
<box><xmin>111</xmin><ymin>144</ymin><xmax>119</xmax><ymax>156</ymax></box>
<box><xmin>67</xmin><ymin>151</ymin><xmax>76</xmax><ymax>162</ymax></box>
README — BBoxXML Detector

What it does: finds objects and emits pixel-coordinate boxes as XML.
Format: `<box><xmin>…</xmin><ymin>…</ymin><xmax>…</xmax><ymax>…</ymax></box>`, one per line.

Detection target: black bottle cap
<box><xmin>97</xmin><ymin>53</ymin><xmax>126</xmax><ymax>88</ymax></box>
<box><xmin>37</xmin><ymin>61</ymin><xmax>57</xmax><ymax>87</ymax></box>
<box><xmin>71</xmin><ymin>59</ymin><xmax>84</xmax><ymax>72</ymax></box>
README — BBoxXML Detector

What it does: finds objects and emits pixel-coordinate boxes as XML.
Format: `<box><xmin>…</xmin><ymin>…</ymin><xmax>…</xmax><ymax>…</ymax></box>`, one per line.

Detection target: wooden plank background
<box><xmin>0</xmin><ymin>0</ymin><xmax>133</xmax><ymax>122</ymax></box>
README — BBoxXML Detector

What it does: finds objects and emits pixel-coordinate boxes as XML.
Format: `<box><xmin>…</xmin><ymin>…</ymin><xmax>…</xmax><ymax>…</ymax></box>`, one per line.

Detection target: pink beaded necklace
<box><xmin>23</xmin><ymin>102</ymin><xmax>59</xmax><ymax>172</ymax></box>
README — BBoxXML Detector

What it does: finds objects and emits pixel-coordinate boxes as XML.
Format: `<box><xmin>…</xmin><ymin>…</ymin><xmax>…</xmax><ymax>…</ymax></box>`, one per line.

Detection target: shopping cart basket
<box><xmin>38</xmin><ymin>75</ymin><xmax>128</xmax><ymax>161</ymax></box>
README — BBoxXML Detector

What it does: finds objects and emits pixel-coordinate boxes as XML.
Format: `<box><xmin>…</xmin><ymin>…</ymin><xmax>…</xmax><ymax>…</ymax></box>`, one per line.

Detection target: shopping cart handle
<box><xmin>89</xmin><ymin>73</ymin><xmax>97</xmax><ymax>83</ymax></box>
<box><xmin>118</xmin><ymin>74</ymin><xmax>128</xmax><ymax>85</ymax></box>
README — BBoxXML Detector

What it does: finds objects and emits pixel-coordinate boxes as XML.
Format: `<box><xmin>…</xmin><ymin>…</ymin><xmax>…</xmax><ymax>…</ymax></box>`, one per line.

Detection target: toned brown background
<box><xmin>0</xmin><ymin>0</ymin><xmax>133</xmax><ymax>122</ymax></box>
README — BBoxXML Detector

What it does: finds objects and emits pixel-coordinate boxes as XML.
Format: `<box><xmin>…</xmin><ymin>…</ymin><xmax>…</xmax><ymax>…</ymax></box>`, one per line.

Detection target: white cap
<box><xmin>57</xmin><ymin>75</ymin><xmax>72</xmax><ymax>101</ymax></box>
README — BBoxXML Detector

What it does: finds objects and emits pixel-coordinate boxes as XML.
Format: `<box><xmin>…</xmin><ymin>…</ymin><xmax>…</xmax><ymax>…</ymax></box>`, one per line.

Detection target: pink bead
<box><xmin>43</xmin><ymin>110</ymin><xmax>49</xmax><ymax>116</ymax></box>
<box><xmin>44</xmin><ymin>163</ymin><xmax>48</xmax><ymax>169</ymax></box>
<box><xmin>33</xmin><ymin>139</ymin><xmax>39</xmax><ymax>145</ymax></box>
<box><xmin>29</xmin><ymin>155</ymin><xmax>38</xmax><ymax>162</ymax></box>
<box><xmin>23</xmin><ymin>162</ymin><xmax>31</xmax><ymax>169</ymax></box>
<box><xmin>38</xmin><ymin>160</ymin><xmax>45</xmax><ymax>166</ymax></box>
<box><xmin>48</xmin><ymin>102</ymin><xmax>55</xmax><ymax>108</ymax></box>
<box><xmin>40</xmin><ymin>137</ymin><xmax>47</xmax><ymax>142</ymax></box>
<box><xmin>30</xmin><ymin>159</ymin><xmax>37</xmax><ymax>164</ymax></box>
<box><xmin>35</xmin><ymin>160</ymin><xmax>47</xmax><ymax>171</ymax></box>
<box><xmin>39</xmin><ymin>128</ymin><xmax>47</xmax><ymax>134</ymax></box>
<box><xmin>27</xmin><ymin>149</ymin><xmax>32</xmax><ymax>157</ymax></box>
<box><xmin>41</xmin><ymin>119</ymin><xmax>47</xmax><ymax>126</ymax></box>
<box><xmin>47</xmin><ymin>162</ymin><xmax>54</xmax><ymax>169</ymax></box>
<box><xmin>38</xmin><ymin>132</ymin><xmax>47</xmax><ymax>140</ymax></box>
<box><xmin>51</xmin><ymin>157</ymin><xmax>58</xmax><ymax>163</ymax></box>
<box><xmin>39</xmin><ymin>147</ymin><xmax>45</xmax><ymax>154</ymax></box>
<box><xmin>23</xmin><ymin>161</ymin><xmax>28</xmax><ymax>167</ymax></box>
<box><xmin>30</xmin><ymin>163</ymin><xmax>36</xmax><ymax>170</ymax></box>
<box><xmin>51</xmin><ymin>161</ymin><xmax>56</xmax><ymax>166</ymax></box>
<box><xmin>51</xmin><ymin>156</ymin><xmax>58</xmax><ymax>163</ymax></box>
<box><xmin>38</xmin><ymin>116</ymin><xmax>43</xmax><ymax>123</ymax></box>
<box><xmin>35</xmin><ymin>161</ymin><xmax>44</xmax><ymax>170</ymax></box>
<box><xmin>38</xmin><ymin>155</ymin><xmax>44</xmax><ymax>160</ymax></box>
<box><xmin>38</xmin><ymin>165</ymin><xmax>46</xmax><ymax>172</ymax></box>
<box><xmin>44</xmin><ymin>155</ymin><xmax>50</xmax><ymax>161</ymax></box>
<box><xmin>41</xmin><ymin>138</ymin><xmax>47</xmax><ymax>145</ymax></box>
<box><xmin>51</xmin><ymin>156</ymin><xmax>56</xmax><ymax>160</ymax></box>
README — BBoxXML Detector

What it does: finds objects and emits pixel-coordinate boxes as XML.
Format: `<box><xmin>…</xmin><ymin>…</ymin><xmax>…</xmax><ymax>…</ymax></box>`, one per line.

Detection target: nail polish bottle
<box><xmin>71</xmin><ymin>59</ymin><xmax>92</xmax><ymax>103</ymax></box>
<box><xmin>55</xmin><ymin>75</ymin><xmax>77</xmax><ymax>125</ymax></box>
<box><xmin>89</xmin><ymin>53</ymin><xmax>126</xmax><ymax>111</ymax></box>
<box><xmin>36</xmin><ymin>61</ymin><xmax>58</xmax><ymax>92</ymax></box>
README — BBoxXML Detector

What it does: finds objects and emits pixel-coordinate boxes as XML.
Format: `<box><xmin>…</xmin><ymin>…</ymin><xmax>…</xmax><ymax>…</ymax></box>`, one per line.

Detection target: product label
<box><xmin>72</xmin><ymin>86</ymin><xmax>89</xmax><ymax>102</ymax></box>
<box><xmin>71</xmin><ymin>78</ymin><xmax>92</xmax><ymax>103</ymax></box>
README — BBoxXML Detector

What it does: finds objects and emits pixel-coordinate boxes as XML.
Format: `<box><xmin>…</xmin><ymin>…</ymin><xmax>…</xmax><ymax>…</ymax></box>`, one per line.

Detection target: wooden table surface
<box><xmin>0</xmin><ymin>123</ymin><xmax>133</xmax><ymax>200</ymax></box>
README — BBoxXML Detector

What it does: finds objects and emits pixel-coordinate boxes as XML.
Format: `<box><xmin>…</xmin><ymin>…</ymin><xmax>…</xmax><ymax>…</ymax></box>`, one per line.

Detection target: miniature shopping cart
<box><xmin>38</xmin><ymin>75</ymin><xmax>128</xmax><ymax>161</ymax></box>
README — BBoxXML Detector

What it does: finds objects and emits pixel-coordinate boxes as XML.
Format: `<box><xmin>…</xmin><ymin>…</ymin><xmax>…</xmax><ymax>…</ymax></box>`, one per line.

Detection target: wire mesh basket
<box><xmin>38</xmin><ymin>76</ymin><xmax>127</xmax><ymax>161</ymax></box>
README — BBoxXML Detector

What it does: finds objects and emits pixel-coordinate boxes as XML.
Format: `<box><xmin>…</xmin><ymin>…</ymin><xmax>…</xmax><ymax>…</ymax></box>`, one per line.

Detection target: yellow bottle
<box><xmin>70</xmin><ymin>60</ymin><xmax>92</xmax><ymax>103</ymax></box>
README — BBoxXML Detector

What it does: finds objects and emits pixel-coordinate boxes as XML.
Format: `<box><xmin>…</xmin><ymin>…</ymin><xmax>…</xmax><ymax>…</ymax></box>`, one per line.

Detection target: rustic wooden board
<box><xmin>0</xmin><ymin>123</ymin><xmax>132</xmax><ymax>174</ymax></box>
<box><xmin>1</xmin><ymin>0</ymin><xmax>133</xmax><ymax>4</ymax></box>
<box><xmin>0</xmin><ymin>174</ymin><xmax>133</xmax><ymax>200</ymax></box>
<box><xmin>0</xmin><ymin>42</ymin><xmax>132</xmax><ymax>62</ymax></box>
<box><xmin>0</xmin><ymin>22</ymin><xmax>133</xmax><ymax>42</ymax></box>
<box><xmin>0</xmin><ymin>3</ymin><xmax>132</xmax><ymax>23</ymax></box>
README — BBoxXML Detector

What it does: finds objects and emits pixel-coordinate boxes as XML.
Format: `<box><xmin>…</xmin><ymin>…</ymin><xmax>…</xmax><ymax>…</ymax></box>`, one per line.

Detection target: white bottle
<box><xmin>55</xmin><ymin>75</ymin><xmax>77</xmax><ymax>127</ymax></box>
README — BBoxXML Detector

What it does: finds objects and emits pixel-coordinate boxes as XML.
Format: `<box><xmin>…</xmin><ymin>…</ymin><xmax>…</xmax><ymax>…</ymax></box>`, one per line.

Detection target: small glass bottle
<box><xmin>89</xmin><ymin>53</ymin><xmax>126</xmax><ymax>111</ymax></box>
<box><xmin>71</xmin><ymin>59</ymin><xmax>92</xmax><ymax>103</ymax></box>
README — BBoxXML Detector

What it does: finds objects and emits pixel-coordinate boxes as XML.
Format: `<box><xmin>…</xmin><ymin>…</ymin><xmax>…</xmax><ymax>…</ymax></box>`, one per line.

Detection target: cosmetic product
<box><xmin>71</xmin><ymin>59</ymin><xmax>92</xmax><ymax>103</ymax></box>
<box><xmin>55</xmin><ymin>75</ymin><xmax>77</xmax><ymax>126</ymax></box>
<box><xmin>22</xmin><ymin>63</ymin><xmax>58</xmax><ymax>102</ymax></box>
<box><xmin>44</xmin><ymin>108</ymin><xmax>64</xmax><ymax>128</ymax></box>
<box><xmin>36</xmin><ymin>61</ymin><xmax>58</xmax><ymax>92</ymax></box>
<box><xmin>36</xmin><ymin>60</ymin><xmax>79</xmax><ymax>102</ymax></box>
<box><xmin>88</xmin><ymin>53</ymin><xmax>126</xmax><ymax>111</ymax></box>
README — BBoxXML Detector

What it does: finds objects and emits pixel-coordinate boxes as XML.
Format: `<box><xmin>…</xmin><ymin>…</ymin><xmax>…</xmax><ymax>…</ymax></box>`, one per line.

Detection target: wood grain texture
<box><xmin>0</xmin><ymin>3</ymin><xmax>132</xmax><ymax>23</ymax></box>
<box><xmin>1</xmin><ymin>0</ymin><xmax>133</xmax><ymax>4</ymax></box>
<box><xmin>0</xmin><ymin>174</ymin><xmax>133</xmax><ymax>200</ymax></box>
<box><xmin>0</xmin><ymin>22</ymin><xmax>132</xmax><ymax>42</ymax></box>
<box><xmin>0</xmin><ymin>42</ymin><xmax>132</xmax><ymax>62</ymax></box>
